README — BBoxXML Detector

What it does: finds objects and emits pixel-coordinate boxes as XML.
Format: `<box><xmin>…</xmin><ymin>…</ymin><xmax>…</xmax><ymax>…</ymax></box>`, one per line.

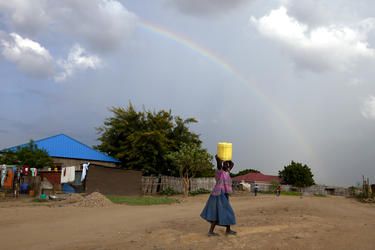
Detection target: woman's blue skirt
<box><xmin>200</xmin><ymin>193</ymin><xmax>236</xmax><ymax>226</ymax></box>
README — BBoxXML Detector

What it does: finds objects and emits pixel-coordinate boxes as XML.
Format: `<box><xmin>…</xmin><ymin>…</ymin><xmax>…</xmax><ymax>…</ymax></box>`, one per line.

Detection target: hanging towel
<box><xmin>81</xmin><ymin>162</ymin><xmax>90</xmax><ymax>182</ymax></box>
<box><xmin>22</xmin><ymin>165</ymin><xmax>30</xmax><ymax>176</ymax></box>
<box><xmin>30</xmin><ymin>168</ymin><xmax>38</xmax><ymax>177</ymax></box>
<box><xmin>61</xmin><ymin>167</ymin><xmax>69</xmax><ymax>183</ymax></box>
<box><xmin>68</xmin><ymin>166</ymin><xmax>76</xmax><ymax>182</ymax></box>
<box><xmin>3</xmin><ymin>169</ymin><xmax>14</xmax><ymax>189</ymax></box>
<box><xmin>1</xmin><ymin>165</ymin><xmax>7</xmax><ymax>186</ymax></box>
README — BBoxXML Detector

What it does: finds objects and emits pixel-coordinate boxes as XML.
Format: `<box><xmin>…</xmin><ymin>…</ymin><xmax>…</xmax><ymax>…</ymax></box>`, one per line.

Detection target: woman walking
<box><xmin>200</xmin><ymin>155</ymin><xmax>237</xmax><ymax>236</ymax></box>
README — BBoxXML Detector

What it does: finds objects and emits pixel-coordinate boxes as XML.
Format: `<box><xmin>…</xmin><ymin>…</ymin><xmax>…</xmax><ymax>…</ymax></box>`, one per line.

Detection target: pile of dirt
<box><xmin>72</xmin><ymin>192</ymin><xmax>113</xmax><ymax>208</ymax></box>
<box><xmin>49</xmin><ymin>193</ymin><xmax>84</xmax><ymax>207</ymax></box>
<box><xmin>64</xmin><ymin>193</ymin><xmax>85</xmax><ymax>203</ymax></box>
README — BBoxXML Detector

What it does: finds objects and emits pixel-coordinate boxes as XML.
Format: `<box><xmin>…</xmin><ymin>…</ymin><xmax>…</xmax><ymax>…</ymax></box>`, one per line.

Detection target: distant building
<box><xmin>232</xmin><ymin>172</ymin><xmax>281</xmax><ymax>184</ymax></box>
<box><xmin>2</xmin><ymin>134</ymin><xmax>120</xmax><ymax>169</ymax></box>
<box><xmin>304</xmin><ymin>185</ymin><xmax>348</xmax><ymax>196</ymax></box>
<box><xmin>232</xmin><ymin>172</ymin><xmax>281</xmax><ymax>192</ymax></box>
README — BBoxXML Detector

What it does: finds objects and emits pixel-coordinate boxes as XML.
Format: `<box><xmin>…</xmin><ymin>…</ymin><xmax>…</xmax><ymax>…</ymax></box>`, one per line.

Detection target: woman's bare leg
<box><xmin>208</xmin><ymin>222</ymin><xmax>219</xmax><ymax>236</ymax></box>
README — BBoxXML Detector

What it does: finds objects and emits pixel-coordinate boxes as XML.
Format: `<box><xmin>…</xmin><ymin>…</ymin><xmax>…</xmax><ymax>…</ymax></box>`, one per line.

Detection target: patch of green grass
<box><xmin>159</xmin><ymin>187</ymin><xmax>181</xmax><ymax>196</ymax></box>
<box><xmin>258</xmin><ymin>191</ymin><xmax>301</xmax><ymax>196</ymax></box>
<box><xmin>106</xmin><ymin>196</ymin><xmax>179</xmax><ymax>205</ymax></box>
<box><xmin>313</xmin><ymin>193</ymin><xmax>327</xmax><ymax>197</ymax></box>
<box><xmin>189</xmin><ymin>188</ymin><xmax>210</xmax><ymax>196</ymax></box>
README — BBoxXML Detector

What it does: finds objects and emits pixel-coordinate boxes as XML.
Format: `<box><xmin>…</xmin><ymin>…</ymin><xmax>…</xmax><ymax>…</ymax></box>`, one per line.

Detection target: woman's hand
<box><xmin>215</xmin><ymin>155</ymin><xmax>223</xmax><ymax>169</ymax></box>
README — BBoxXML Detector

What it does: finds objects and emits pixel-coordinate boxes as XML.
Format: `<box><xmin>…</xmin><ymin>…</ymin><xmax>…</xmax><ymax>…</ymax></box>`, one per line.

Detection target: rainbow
<box><xmin>139</xmin><ymin>19</ymin><xmax>314</xmax><ymax>159</ymax></box>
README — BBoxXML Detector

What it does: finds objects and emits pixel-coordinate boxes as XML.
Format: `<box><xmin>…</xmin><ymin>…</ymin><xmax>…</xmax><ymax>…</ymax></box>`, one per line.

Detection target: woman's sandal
<box><xmin>225</xmin><ymin>230</ymin><xmax>237</xmax><ymax>235</ymax></box>
<box><xmin>208</xmin><ymin>232</ymin><xmax>220</xmax><ymax>237</ymax></box>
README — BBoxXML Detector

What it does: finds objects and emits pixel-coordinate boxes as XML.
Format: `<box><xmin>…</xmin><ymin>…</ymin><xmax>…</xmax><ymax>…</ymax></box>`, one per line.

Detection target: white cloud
<box><xmin>54</xmin><ymin>0</ymin><xmax>137</xmax><ymax>51</ymax></box>
<box><xmin>281</xmin><ymin>0</ymin><xmax>375</xmax><ymax>27</ymax></box>
<box><xmin>0</xmin><ymin>33</ymin><xmax>54</xmax><ymax>77</ymax></box>
<box><xmin>361</xmin><ymin>96</ymin><xmax>375</xmax><ymax>119</ymax></box>
<box><xmin>0</xmin><ymin>0</ymin><xmax>136</xmax><ymax>80</ymax></box>
<box><xmin>0</xmin><ymin>0</ymin><xmax>138</xmax><ymax>52</ymax></box>
<box><xmin>250</xmin><ymin>7</ymin><xmax>375</xmax><ymax>72</ymax></box>
<box><xmin>0</xmin><ymin>34</ymin><xmax>100</xmax><ymax>81</ymax></box>
<box><xmin>0</xmin><ymin>0</ymin><xmax>49</xmax><ymax>35</ymax></box>
<box><xmin>55</xmin><ymin>44</ymin><xmax>101</xmax><ymax>82</ymax></box>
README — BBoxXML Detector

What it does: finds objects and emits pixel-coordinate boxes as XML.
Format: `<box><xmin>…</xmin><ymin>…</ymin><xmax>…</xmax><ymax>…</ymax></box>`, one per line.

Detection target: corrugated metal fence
<box><xmin>142</xmin><ymin>176</ymin><xmax>215</xmax><ymax>195</ymax></box>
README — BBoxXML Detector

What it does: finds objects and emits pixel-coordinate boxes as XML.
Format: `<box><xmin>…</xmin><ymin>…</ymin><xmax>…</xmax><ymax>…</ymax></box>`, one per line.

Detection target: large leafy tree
<box><xmin>279</xmin><ymin>161</ymin><xmax>315</xmax><ymax>188</ymax></box>
<box><xmin>96</xmin><ymin>103</ymin><xmax>207</xmax><ymax>176</ymax></box>
<box><xmin>0</xmin><ymin>141</ymin><xmax>53</xmax><ymax>168</ymax></box>
<box><xmin>167</xmin><ymin>143</ymin><xmax>214</xmax><ymax>196</ymax></box>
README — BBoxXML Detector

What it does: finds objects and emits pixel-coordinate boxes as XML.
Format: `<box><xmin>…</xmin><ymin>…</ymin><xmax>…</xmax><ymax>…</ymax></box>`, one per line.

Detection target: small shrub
<box><xmin>348</xmin><ymin>186</ymin><xmax>357</xmax><ymax>197</ymax></box>
<box><xmin>353</xmin><ymin>192</ymin><xmax>375</xmax><ymax>203</ymax></box>
<box><xmin>159</xmin><ymin>187</ymin><xmax>181</xmax><ymax>196</ymax></box>
<box><xmin>313</xmin><ymin>193</ymin><xmax>326</xmax><ymax>197</ymax></box>
<box><xmin>189</xmin><ymin>188</ymin><xmax>210</xmax><ymax>196</ymax></box>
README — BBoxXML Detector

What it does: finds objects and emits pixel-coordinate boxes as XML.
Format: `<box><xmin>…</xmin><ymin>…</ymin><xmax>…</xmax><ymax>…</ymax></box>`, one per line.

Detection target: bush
<box><xmin>159</xmin><ymin>187</ymin><xmax>181</xmax><ymax>196</ymax></box>
<box><xmin>189</xmin><ymin>188</ymin><xmax>210</xmax><ymax>196</ymax></box>
<box><xmin>352</xmin><ymin>192</ymin><xmax>375</xmax><ymax>203</ymax></box>
<box><xmin>313</xmin><ymin>193</ymin><xmax>327</xmax><ymax>197</ymax></box>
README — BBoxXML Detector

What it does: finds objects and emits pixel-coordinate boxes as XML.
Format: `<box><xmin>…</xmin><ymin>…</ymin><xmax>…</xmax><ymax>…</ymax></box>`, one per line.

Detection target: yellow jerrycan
<box><xmin>217</xmin><ymin>142</ymin><xmax>232</xmax><ymax>161</ymax></box>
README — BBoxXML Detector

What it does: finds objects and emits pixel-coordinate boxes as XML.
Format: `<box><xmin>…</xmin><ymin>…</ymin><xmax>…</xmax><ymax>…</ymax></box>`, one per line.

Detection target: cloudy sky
<box><xmin>1</xmin><ymin>0</ymin><xmax>375</xmax><ymax>186</ymax></box>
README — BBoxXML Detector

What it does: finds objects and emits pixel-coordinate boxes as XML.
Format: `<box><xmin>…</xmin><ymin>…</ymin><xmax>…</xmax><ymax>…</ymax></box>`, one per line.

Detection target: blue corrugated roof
<box><xmin>3</xmin><ymin>134</ymin><xmax>120</xmax><ymax>163</ymax></box>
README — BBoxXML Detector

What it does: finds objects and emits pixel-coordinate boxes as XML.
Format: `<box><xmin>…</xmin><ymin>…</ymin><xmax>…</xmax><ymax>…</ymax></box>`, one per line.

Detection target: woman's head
<box><xmin>215</xmin><ymin>155</ymin><xmax>234</xmax><ymax>171</ymax></box>
<box><xmin>223</xmin><ymin>161</ymin><xmax>233</xmax><ymax>172</ymax></box>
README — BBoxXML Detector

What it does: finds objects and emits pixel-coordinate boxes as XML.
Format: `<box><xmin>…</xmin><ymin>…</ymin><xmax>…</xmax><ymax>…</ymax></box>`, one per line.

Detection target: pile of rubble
<box><xmin>64</xmin><ymin>193</ymin><xmax>85</xmax><ymax>203</ymax></box>
<box><xmin>50</xmin><ymin>192</ymin><xmax>113</xmax><ymax>208</ymax></box>
<box><xmin>72</xmin><ymin>192</ymin><xmax>113</xmax><ymax>208</ymax></box>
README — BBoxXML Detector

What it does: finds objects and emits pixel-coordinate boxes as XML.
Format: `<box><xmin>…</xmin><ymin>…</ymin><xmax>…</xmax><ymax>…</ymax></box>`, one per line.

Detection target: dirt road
<box><xmin>0</xmin><ymin>194</ymin><xmax>374</xmax><ymax>249</ymax></box>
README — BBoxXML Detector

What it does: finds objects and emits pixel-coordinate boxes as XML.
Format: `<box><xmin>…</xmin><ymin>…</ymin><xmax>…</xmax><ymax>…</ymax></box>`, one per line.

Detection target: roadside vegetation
<box><xmin>106</xmin><ymin>196</ymin><xmax>179</xmax><ymax>205</ymax></box>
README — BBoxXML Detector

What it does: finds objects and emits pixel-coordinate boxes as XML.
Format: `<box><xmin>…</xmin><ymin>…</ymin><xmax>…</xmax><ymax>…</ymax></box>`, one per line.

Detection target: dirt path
<box><xmin>0</xmin><ymin>194</ymin><xmax>374</xmax><ymax>249</ymax></box>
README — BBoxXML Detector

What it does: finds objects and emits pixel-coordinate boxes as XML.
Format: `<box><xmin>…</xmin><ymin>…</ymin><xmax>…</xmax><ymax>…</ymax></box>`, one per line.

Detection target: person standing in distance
<box><xmin>254</xmin><ymin>184</ymin><xmax>259</xmax><ymax>196</ymax></box>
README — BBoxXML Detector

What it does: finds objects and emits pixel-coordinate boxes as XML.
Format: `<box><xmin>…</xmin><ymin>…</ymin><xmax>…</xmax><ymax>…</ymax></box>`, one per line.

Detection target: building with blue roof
<box><xmin>3</xmin><ymin>134</ymin><xmax>120</xmax><ymax>169</ymax></box>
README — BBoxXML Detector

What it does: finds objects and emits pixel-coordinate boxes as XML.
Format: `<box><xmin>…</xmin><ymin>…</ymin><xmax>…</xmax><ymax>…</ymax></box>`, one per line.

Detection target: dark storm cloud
<box><xmin>167</xmin><ymin>0</ymin><xmax>250</xmax><ymax>16</ymax></box>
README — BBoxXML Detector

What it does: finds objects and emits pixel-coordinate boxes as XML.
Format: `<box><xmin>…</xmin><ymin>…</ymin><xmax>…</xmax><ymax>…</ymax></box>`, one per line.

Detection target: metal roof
<box><xmin>4</xmin><ymin>134</ymin><xmax>120</xmax><ymax>163</ymax></box>
<box><xmin>232</xmin><ymin>172</ymin><xmax>281</xmax><ymax>183</ymax></box>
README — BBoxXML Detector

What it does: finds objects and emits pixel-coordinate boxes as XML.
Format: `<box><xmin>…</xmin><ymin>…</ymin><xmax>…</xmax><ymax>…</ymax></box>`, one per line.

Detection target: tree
<box><xmin>0</xmin><ymin>141</ymin><xmax>53</xmax><ymax>168</ymax></box>
<box><xmin>167</xmin><ymin>143</ymin><xmax>214</xmax><ymax>196</ymax></box>
<box><xmin>231</xmin><ymin>168</ymin><xmax>260</xmax><ymax>177</ymax></box>
<box><xmin>96</xmin><ymin>103</ymin><xmax>205</xmax><ymax>176</ymax></box>
<box><xmin>278</xmin><ymin>161</ymin><xmax>315</xmax><ymax>189</ymax></box>
<box><xmin>270</xmin><ymin>180</ymin><xmax>281</xmax><ymax>192</ymax></box>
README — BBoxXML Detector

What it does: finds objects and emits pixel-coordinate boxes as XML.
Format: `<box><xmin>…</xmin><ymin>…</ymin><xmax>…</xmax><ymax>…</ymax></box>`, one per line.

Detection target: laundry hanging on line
<box><xmin>30</xmin><ymin>168</ymin><xmax>38</xmax><ymax>177</ymax></box>
<box><xmin>81</xmin><ymin>162</ymin><xmax>90</xmax><ymax>182</ymax></box>
<box><xmin>60</xmin><ymin>166</ymin><xmax>76</xmax><ymax>183</ymax></box>
<box><xmin>1</xmin><ymin>165</ymin><xmax>7</xmax><ymax>187</ymax></box>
